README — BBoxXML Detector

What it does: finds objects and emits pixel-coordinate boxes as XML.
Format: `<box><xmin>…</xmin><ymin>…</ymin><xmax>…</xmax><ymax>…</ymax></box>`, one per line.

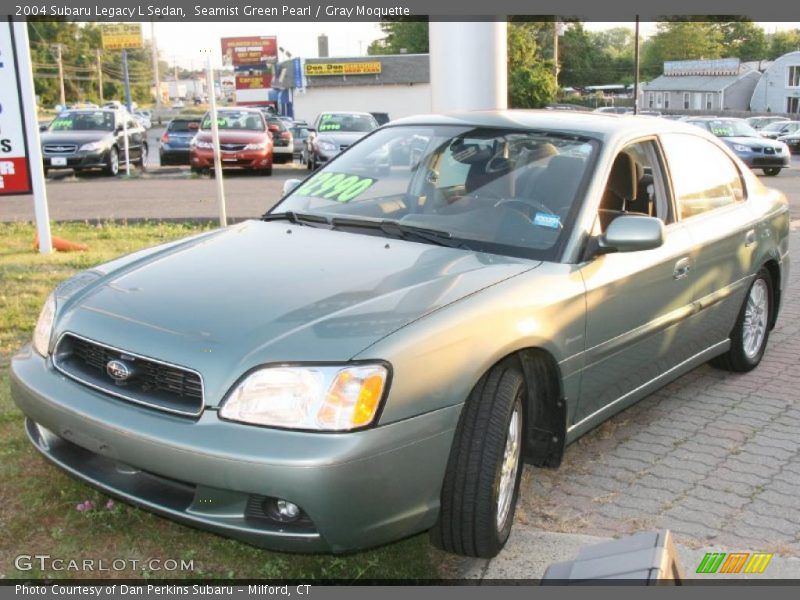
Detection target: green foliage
<box><xmin>368</xmin><ymin>18</ymin><xmax>429</xmax><ymax>55</ymax></box>
<box><xmin>27</xmin><ymin>20</ymin><xmax>154</xmax><ymax>108</ymax></box>
<box><xmin>711</xmin><ymin>19</ymin><xmax>768</xmax><ymax>62</ymax></box>
<box><xmin>768</xmin><ymin>29</ymin><xmax>800</xmax><ymax>60</ymax></box>
<box><xmin>507</xmin><ymin>22</ymin><xmax>557</xmax><ymax>108</ymax></box>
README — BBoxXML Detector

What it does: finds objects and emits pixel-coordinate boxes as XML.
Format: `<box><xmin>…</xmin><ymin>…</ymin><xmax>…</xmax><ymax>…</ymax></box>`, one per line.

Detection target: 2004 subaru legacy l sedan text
<box><xmin>11</xmin><ymin>111</ymin><xmax>790</xmax><ymax>558</ymax></box>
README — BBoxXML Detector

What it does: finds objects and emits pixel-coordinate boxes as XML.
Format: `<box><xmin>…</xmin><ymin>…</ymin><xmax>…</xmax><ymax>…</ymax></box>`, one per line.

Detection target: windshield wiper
<box><xmin>261</xmin><ymin>211</ymin><xmax>331</xmax><ymax>227</ymax></box>
<box><xmin>330</xmin><ymin>217</ymin><xmax>473</xmax><ymax>250</ymax></box>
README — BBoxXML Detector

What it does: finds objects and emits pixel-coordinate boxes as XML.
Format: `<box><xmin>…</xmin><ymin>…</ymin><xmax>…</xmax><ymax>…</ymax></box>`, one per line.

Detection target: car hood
<box><xmin>57</xmin><ymin>221</ymin><xmax>538</xmax><ymax>406</ymax></box>
<box><xmin>721</xmin><ymin>136</ymin><xmax>784</xmax><ymax>149</ymax></box>
<box><xmin>195</xmin><ymin>131</ymin><xmax>269</xmax><ymax>144</ymax></box>
<box><xmin>316</xmin><ymin>131</ymin><xmax>370</xmax><ymax>146</ymax></box>
<box><xmin>40</xmin><ymin>131</ymin><xmax>114</xmax><ymax>145</ymax></box>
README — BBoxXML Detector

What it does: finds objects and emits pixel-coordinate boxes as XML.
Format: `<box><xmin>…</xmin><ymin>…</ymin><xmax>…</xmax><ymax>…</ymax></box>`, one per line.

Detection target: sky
<box><xmin>151</xmin><ymin>21</ymin><xmax>800</xmax><ymax>70</ymax></box>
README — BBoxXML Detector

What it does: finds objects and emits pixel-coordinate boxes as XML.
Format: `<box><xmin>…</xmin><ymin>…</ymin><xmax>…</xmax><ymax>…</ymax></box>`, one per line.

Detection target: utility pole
<box><xmin>204</xmin><ymin>50</ymin><xmax>227</xmax><ymax>227</ymax></box>
<box><xmin>54</xmin><ymin>44</ymin><xmax>66</xmax><ymax>106</ymax></box>
<box><xmin>633</xmin><ymin>16</ymin><xmax>640</xmax><ymax>115</ymax></box>
<box><xmin>553</xmin><ymin>19</ymin><xmax>559</xmax><ymax>84</ymax></box>
<box><xmin>95</xmin><ymin>48</ymin><xmax>103</xmax><ymax>104</ymax></box>
<box><xmin>150</xmin><ymin>21</ymin><xmax>161</xmax><ymax>110</ymax></box>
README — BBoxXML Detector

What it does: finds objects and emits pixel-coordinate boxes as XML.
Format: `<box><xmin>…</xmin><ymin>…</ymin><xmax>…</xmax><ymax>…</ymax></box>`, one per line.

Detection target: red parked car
<box><xmin>190</xmin><ymin>108</ymin><xmax>273</xmax><ymax>176</ymax></box>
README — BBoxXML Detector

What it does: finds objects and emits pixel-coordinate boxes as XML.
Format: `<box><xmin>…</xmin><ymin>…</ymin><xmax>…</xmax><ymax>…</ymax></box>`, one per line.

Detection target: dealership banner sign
<box><xmin>221</xmin><ymin>36</ymin><xmax>278</xmax><ymax>67</ymax></box>
<box><xmin>235</xmin><ymin>73</ymin><xmax>272</xmax><ymax>90</ymax></box>
<box><xmin>305</xmin><ymin>62</ymin><xmax>382</xmax><ymax>76</ymax></box>
<box><xmin>100</xmin><ymin>23</ymin><xmax>143</xmax><ymax>50</ymax></box>
<box><xmin>0</xmin><ymin>19</ymin><xmax>32</xmax><ymax>195</ymax></box>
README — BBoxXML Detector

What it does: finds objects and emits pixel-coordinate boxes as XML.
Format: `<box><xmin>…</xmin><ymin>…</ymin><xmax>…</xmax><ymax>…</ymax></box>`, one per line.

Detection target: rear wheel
<box><xmin>712</xmin><ymin>267</ymin><xmax>772</xmax><ymax>372</ymax></box>
<box><xmin>431</xmin><ymin>360</ymin><xmax>527</xmax><ymax>558</ymax></box>
<box><xmin>762</xmin><ymin>167</ymin><xmax>781</xmax><ymax>176</ymax></box>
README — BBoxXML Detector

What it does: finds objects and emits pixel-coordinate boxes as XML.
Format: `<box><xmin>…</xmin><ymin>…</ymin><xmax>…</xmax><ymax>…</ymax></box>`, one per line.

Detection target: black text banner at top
<box><xmin>4</xmin><ymin>0</ymin><xmax>799</xmax><ymax>21</ymax></box>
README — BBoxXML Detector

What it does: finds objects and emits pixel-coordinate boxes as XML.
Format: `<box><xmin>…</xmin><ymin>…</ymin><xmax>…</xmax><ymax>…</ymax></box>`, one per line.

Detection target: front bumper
<box><xmin>43</xmin><ymin>150</ymin><xmax>108</xmax><ymax>171</ymax></box>
<box><xmin>191</xmin><ymin>148</ymin><xmax>272</xmax><ymax>171</ymax></box>
<box><xmin>734</xmin><ymin>150</ymin><xmax>790</xmax><ymax>169</ymax></box>
<box><xmin>10</xmin><ymin>347</ymin><xmax>458</xmax><ymax>553</ymax></box>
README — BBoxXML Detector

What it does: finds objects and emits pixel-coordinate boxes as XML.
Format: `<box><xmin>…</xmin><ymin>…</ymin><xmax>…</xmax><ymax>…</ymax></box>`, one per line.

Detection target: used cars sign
<box><xmin>0</xmin><ymin>17</ymin><xmax>32</xmax><ymax>195</ymax></box>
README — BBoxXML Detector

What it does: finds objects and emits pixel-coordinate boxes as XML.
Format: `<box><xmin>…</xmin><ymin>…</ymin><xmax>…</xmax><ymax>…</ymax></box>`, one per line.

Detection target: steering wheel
<box><xmin>494</xmin><ymin>198</ymin><xmax>563</xmax><ymax>229</ymax></box>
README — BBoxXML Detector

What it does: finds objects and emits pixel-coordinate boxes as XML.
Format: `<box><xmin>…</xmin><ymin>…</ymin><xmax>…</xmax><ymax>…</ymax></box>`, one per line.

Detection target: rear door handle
<box><xmin>673</xmin><ymin>257</ymin><xmax>691</xmax><ymax>280</ymax></box>
<box><xmin>744</xmin><ymin>229</ymin><xmax>757</xmax><ymax>247</ymax></box>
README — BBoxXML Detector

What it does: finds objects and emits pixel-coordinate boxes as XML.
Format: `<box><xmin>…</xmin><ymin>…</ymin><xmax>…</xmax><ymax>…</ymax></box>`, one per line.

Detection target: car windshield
<box><xmin>695</xmin><ymin>119</ymin><xmax>759</xmax><ymax>138</ymax></box>
<box><xmin>318</xmin><ymin>113</ymin><xmax>377</xmax><ymax>133</ymax></box>
<box><xmin>761</xmin><ymin>121</ymin><xmax>791</xmax><ymax>133</ymax></box>
<box><xmin>168</xmin><ymin>119</ymin><xmax>200</xmax><ymax>132</ymax></box>
<box><xmin>201</xmin><ymin>111</ymin><xmax>264</xmax><ymax>131</ymax></box>
<box><xmin>291</xmin><ymin>127</ymin><xmax>309</xmax><ymax>138</ymax></box>
<box><xmin>274</xmin><ymin>125</ymin><xmax>598</xmax><ymax>260</ymax></box>
<box><xmin>49</xmin><ymin>111</ymin><xmax>115</xmax><ymax>132</ymax></box>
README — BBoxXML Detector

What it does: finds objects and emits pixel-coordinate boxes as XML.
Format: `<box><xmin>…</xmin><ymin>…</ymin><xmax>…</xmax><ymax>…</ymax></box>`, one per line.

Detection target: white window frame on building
<box><xmin>683</xmin><ymin>92</ymin><xmax>690</xmax><ymax>109</ymax></box>
<box><xmin>788</xmin><ymin>65</ymin><xmax>800</xmax><ymax>88</ymax></box>
<box><xmin>705</xmin><ymin>93</ymin><xmax>714</xmax><ymax>110</ymax></box>
<box><xmin>664</xmin><ymin>93</ymin><xmax>670</xmax><ymax>109</ymax></box>
<box><xmin>656</xmin><ymin>92</ymin><xmax>663</xmax><ymax>108</ymax></box>
<box><xmin>788</xmin><ymin>97</ymin><xmax>800</xmax><ymax>114</ymax></box>
<box><xmin>648</xmin><ymin>92</ymin><xmax>654</xmax><ymax>108</ymax></box>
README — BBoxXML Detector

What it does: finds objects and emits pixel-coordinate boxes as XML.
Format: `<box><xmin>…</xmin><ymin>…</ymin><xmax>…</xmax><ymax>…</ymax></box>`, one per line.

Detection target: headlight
<box><xmin>79</xmin><ymin>141</ymin><xmax>105</xmax><ymax>152</ymax></box>
<box><xmin>318</xmin><ymin>141</ymin><xmax>338</xmax><ymax>152</ymax></box>
<box><xmin>732</xmin><ymin>144</ymin><xmax>750</xmax><ymax>152</ymax></box>
<box><xmin>244</xmin><ymin>142</ymin><xmax>268</xmax><ymax>151</ymax></box>
<box><xmin>220</xmin><ymin>364</ymin><xmax>389</xmax><ymax>431</ymax></box>
<box><xmin>32</xmin><ymin>293</ymin><xmax>56</xmax><ymax>357</ymax></box>
<box><xmin>194</xmin><ymin>140</ymin><xmax>214</xmax><ymax>149</ymax></box>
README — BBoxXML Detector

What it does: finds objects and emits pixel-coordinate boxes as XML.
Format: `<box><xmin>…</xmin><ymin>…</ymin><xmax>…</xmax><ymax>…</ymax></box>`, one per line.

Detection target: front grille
<box><xmin>220</xmin><ymin>143</ymin><xmax>246</xmax><ymax>152</ymax></box>
<box><xmin>44</xmin><ymin>144</ymin><xmax>77</xmax><ymax>154</ymax></box>
<box><xmin>54</xmin><ymin>333</ymin><xmax>204</xmax><ymax>417</ymax></box>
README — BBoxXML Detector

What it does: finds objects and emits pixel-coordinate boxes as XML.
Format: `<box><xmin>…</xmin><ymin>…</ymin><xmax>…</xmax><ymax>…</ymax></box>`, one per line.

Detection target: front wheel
<box><xmin>431</xmin><ymin>361</ymin><xmax>527</xmax><ymax>558</ymax></box>
<box><xmin>104</xmin><ymin>147</ymin><xmax>119</xmax><ymax>176</ymax></box>
<box><xmin>712</xmin><ymin>267</ymin><xmax>773</xmax><ymax>372</ymax></box>
<box><xmin>762</xmin><ymin>167</ymin><xmax>781</xmax><ymax>176</ymax></box>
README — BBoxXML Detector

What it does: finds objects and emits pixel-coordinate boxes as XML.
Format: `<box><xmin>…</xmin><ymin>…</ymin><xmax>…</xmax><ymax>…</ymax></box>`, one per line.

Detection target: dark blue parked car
<box><xmin>686</xmin><ymin>117</ymin><xmax>790</xmax><ymax>176</ymax></box>
<box><xmin>159</xmin><ymin>117</ymin><xmax>201</xmax><ymax>166</ymax></box>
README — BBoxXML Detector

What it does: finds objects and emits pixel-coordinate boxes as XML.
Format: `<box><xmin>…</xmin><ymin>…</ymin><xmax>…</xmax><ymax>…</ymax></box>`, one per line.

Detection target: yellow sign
<box><xmin>101</xmin><ymin>24</ymin><xmax>143</xmax><ymax>50</ymax></box>
<box><xmin>304</xmin><ymin>62</ymin><xmax>382</xmax><ymax>76</ymax></box>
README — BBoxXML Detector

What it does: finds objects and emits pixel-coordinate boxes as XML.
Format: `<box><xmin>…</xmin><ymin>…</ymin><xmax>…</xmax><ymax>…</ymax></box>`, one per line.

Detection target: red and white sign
<box><xmin>221</xmin><ymin>36</ymin><xmax>278</xmax><ymax>67</ymax></box>
<box><xmin>0</xmin><ymin>19</ymin><xmax>32</xmax><ymax>195</ymax></box>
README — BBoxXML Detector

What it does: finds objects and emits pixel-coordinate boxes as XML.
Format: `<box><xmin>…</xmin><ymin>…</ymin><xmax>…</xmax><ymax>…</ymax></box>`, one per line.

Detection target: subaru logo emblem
<box><xmin>106</xmin><ymin>359</ymin><xmax>133</xmax><ymax>382</ymax></box>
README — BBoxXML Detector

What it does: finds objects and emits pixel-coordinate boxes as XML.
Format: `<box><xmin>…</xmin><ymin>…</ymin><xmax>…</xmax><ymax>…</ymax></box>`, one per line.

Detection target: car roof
<box><xmin>388</xmin><ymin>109</ymin><xmax>709</xmax><ymax>141</ymax></box>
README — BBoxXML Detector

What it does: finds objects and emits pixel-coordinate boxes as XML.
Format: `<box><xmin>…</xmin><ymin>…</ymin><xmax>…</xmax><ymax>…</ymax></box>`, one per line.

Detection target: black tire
<box><xmin>431</xmin><ymin>360</ymin><xmax>527</xmax><ymax>558</ymax></box>
<box><xmin>138</xmin><ymin>144</ymin><xmax>148</xmax><ymax>171</ymax></box>
<box><xmin>762</xmin><ymin>167</ymin><xmax>781</xmax><ymax>176</ymax></box>
<box><xmin>711</xmin><ymin>267</ymin><xmax>773</xmax><ymax>372</ymax></box>
<box><xmin>104</xmin><ymin>147</ymin><xmax>119</xmax><ymax>176</ymax></box>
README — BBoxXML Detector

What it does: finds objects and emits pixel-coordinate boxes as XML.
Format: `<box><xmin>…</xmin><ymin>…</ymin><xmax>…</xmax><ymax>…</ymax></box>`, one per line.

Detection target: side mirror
<box><xmin>598</xmin><ymin>215</ymin><xmax>664</xmax><ymax>254</ymax></box>
<box><xmin>282</xmin><ymin>178</ymin><xmax>303</xmax><ymax>196</ymax></box>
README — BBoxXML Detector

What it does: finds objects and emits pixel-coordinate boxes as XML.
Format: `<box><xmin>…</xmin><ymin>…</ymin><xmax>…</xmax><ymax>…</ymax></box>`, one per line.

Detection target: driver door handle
<box><xmin>673</xmin><ymin>257</ymin><xmax>691</xmax><ymax>280</ymax></box>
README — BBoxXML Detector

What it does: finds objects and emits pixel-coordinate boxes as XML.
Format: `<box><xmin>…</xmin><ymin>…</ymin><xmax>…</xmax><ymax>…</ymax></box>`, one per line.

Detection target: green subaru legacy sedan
<box><xmin>11</xmin><ymin>111</ymin><xmax>790</xmax><ymax>558</ymax></box>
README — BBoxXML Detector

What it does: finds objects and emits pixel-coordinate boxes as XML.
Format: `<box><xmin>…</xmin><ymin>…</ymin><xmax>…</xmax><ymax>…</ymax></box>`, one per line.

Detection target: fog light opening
<box><xmin>265</xmin><ymin>498</ymin><xmax>302</xmax><ymax>523</ymax></box>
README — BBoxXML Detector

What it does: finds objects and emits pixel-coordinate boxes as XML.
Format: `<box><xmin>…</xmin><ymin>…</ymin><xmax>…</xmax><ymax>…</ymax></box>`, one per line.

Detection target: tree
<box><xmin>641</xmin><ymin>21</ymin><xmax>724</xmax><ymax>78</ymax></box>
<box><xmin>368</xmin><ymin>19</ymin><xmax>428</xmax><ymax>55</ymax></box>
<box><xmin>710</xmin><ymin>19</ymin><xmax>768</xmax><ymax>62</ymax></box>
<box><xmin>507</xmin><ymin>22</ymin><xmax>557</xmax><ymax>108</ymax></box>
<box><xmin>768</xmin><ymin>29</ymin><xmax>800</xmax><ymax>59</ymax></box>
<box><xmin>27</xmin><ymin>20</ymin><xmax>154</xmax><ymax>107</ymax></box>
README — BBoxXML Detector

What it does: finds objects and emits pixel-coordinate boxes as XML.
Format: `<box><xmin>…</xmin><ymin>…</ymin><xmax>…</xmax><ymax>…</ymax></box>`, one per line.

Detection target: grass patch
<box><xmin>0</xmin><ymin>222</ymin><xmax>438</xmax><ymax>580</ymax></box>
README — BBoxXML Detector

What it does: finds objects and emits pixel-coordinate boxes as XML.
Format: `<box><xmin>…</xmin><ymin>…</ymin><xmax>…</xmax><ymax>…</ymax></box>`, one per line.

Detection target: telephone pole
<box><xmin>54</xmin><ymin>44</ymin><xmax>66</xmax><ymax>106</ymax></box>
<box><xmin>95</xmin><ymin>48</ymin><xmax>104</xmax><ymax>104</ymax></box>
<box><xmin>553</xmin><ymin>19</ymin><xmax>559</xmax><ymax>84</ymax></box>
<box><xmin>150</xmin><ymin>21</ymin><xmax>161</xmax><ymax>110</ymax></box>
